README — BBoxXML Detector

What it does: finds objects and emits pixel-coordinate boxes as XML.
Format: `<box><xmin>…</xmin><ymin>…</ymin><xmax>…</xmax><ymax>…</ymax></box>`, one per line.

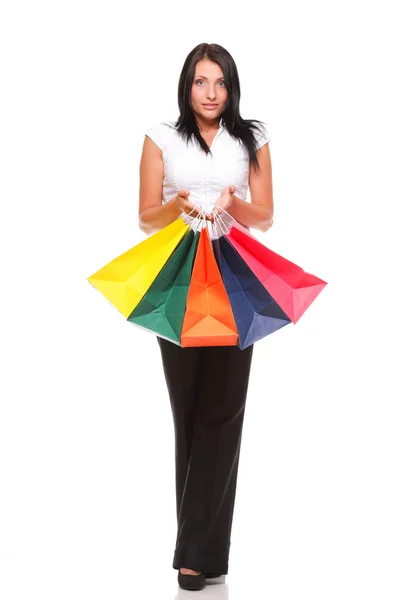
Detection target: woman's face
<box><xmin>190</xmin><ymin>58</ymin><xmax>228</xmax><ymax>126</ymax></box>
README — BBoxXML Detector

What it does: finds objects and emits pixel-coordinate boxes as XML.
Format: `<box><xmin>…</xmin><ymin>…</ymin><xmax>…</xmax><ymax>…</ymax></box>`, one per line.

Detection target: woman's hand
<box><xmin>213</xmin><ymin>185</ymin><xmax>236</xmax><ymax>220</ymax></box>
<box><xmin>173</xmin><ymin>189</ymin><xmax>213</xmax><ymax>221</ymax></box>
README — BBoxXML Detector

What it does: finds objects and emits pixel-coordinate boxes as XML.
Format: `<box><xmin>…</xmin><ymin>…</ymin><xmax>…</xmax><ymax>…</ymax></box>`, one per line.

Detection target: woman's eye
<box><xmin>195</xmin><ymin>80</ymin><xmax>226</xmax><ymax>86</ymax></box>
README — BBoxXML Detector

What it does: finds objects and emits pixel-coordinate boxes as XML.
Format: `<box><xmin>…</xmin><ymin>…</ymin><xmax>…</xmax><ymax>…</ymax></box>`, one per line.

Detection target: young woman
<box><xmin>139</xmin><ymin>42</ymin><xmax>273</xmax><ymax>591</ymax></box>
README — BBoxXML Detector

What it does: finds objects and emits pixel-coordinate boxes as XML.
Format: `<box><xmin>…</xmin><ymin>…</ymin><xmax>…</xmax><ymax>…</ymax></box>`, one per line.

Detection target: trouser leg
<box><xmin>156</xmin><ymin>336</ymin><xmax>203</xmax><ymax>523</ymax></box>
<box><xmin>172</xmin><ymin>343</ymin><xmax>254</xmax><ymax>574</ymax></box>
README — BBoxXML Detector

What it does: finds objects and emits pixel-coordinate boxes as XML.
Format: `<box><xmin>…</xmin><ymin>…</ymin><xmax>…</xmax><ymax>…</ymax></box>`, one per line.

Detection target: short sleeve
<box><xmin>254</xmin><ymin>122</ymin><xmax>270</xmax><ymax>150</ymax></box>
<box><xmin>145</xmin><ymin>122</ymin><xmax>165</xmax><ymax>152</ymax></box>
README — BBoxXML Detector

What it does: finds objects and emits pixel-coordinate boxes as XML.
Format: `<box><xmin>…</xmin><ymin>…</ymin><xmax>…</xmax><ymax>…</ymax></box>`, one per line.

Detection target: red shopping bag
<box><xmin>226</xmin><ymin>225</ymin><xmax>327</xmax><ymax>324</ymax></box>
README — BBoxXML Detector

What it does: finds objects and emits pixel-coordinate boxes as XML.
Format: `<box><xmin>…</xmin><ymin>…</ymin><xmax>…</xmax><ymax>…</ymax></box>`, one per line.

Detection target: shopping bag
<box><xmin>87</xmin><ymin>218</ymin><xmax>189</xmax><ymax>318</ymax></box>
<box><xmin>226</xmin><ymin>224</ymin><xmax>327</xmax><ymax>323</ymax></box>
<box><xmin>181</xmin><ymin>226</ymin><xmax>238</xmax><ymax>347</ymax></box>
<box><xmin>213</xmin><ymin>236</ymin><xmax>292</xmax><ymax>349</ymax></box>
<box><xmin>127</xmin><ymin>230</ymin><xmax>200</xmax><ymax>344</ymax></box>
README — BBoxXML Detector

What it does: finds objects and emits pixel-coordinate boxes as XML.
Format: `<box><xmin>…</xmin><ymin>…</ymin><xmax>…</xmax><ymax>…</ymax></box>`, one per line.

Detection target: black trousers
<box><xmin>157</xmin><ymin>336</ymin><xmax>254</xmax><ymax>574</ymax></box>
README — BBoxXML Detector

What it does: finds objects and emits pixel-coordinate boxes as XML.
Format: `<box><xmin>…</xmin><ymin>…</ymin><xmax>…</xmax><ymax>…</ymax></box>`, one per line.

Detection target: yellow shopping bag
<box><xmin>87</xmin><ymin>218</ymin><xmax>189</xmax><ymax>317</ymax></box>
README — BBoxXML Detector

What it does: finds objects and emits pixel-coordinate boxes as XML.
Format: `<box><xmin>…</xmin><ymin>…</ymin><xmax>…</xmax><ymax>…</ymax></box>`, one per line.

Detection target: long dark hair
<box><xmin>174</xmin><ymin>43</ymin><xmax>267</xmax><ymax>173</ymax></box>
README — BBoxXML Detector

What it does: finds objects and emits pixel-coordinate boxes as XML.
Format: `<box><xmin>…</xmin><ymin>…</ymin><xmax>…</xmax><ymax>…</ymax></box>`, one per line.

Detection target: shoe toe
<box><xmin>178</xmin><ymin>572</ymin><xmax>206</xmax><ymax>590</ymax></box>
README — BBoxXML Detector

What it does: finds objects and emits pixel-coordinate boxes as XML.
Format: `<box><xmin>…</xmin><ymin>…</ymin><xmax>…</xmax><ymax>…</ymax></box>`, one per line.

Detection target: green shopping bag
<box><xmin>127</xmin><ymin>230</ymin><xmax>200</xmax><ymax>344</ymax></box>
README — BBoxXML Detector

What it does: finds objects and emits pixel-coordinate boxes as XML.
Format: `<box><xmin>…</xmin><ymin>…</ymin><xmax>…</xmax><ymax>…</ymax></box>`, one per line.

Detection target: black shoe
<box><xmin>178</xmin><ymin>570</ymin><xmax>206</xmax><ymax>591</ymax></box>
<box><xmin>204</xmin><ymin>572</ymin><xmax>223</xmax><ymax>578</ymax></box>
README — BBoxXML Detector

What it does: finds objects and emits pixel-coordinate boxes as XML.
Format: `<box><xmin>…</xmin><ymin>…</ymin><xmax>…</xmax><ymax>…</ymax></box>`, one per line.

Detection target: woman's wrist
<box><xmin>166</xmin><ymin>195</ymin><xmax>184</xmax><ymax>219</ymax></box>
<box><xmin>227</xmin><ymin>195</ymin><xmax>273</xmax><ymax>232</ymax></box>
<box><xmin>139</xmin><ymin>197</ymin><xmax>182</xmax><ymax>235</ymax></box>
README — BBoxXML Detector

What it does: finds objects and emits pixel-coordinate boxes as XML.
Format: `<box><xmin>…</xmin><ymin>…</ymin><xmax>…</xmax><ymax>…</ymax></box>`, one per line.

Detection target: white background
<box><xmin>1</xmin><ymin>1</ymin><xmax>399</xmax><ymax>598</ymax></box>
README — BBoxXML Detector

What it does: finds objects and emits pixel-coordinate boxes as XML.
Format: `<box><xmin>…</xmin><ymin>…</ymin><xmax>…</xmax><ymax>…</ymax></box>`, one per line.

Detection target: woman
<box><xmin>139</xmin><ymin>42</ymin><xmax>273</xmax><ymax>591</ymax></box>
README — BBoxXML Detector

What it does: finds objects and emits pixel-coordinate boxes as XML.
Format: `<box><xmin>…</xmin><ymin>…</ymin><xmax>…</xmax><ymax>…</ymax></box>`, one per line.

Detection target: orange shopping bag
<box><xmin>181</xmin><ymin>226</ymin><xmax>238</xmax><ymax>347</ymax></box>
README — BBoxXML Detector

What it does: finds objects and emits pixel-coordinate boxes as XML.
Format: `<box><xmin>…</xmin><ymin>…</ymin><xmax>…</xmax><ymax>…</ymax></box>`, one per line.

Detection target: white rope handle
<box><xmin>212</xmin><ymin>211</ymin><xmax>225</xmax><ymax>237</ymax></box>
<box><xmin>192</xmin><ymin>207</ymin><xmax>206</xmax><ymax>234</ymax></box>
<box><xmin>214</xmin><ymin>210</ymin><xmax>230</xmax><ymax>234</ymax></box>
<box><xmin>181</xmin><ymin>204</ymin><xmax>201</xmax><ymax>223</ymax></box>
<box><xmin>210</xmin><ymin>213</ymin><xmax>218</xmax><ymax>239</ymax></box>
<box><xmin>215</xmin><ymin>206</ymin><xmax>235</xmax><ymax>221</ymax></box>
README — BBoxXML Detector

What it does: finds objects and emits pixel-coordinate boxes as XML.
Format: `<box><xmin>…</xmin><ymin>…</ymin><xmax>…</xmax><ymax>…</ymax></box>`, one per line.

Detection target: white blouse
<box><xmin>144</xmin><ymin>117</ymin><xmax>270</xmax><ymax>215</ymax></box>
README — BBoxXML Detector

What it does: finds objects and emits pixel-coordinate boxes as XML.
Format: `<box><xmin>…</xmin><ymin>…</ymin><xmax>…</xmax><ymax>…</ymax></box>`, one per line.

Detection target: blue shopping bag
<box><xmin>212</xmin><ymin>236</ymin><xmax>292</xmax><ymax>349</ymax></box>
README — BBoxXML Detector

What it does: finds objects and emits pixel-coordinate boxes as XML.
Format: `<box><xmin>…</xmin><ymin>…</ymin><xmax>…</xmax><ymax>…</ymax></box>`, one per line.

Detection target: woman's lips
<box><xmin>203</xmin><ymin>104</ymin><xmax>218</xmax><ymax>110</ymax></box>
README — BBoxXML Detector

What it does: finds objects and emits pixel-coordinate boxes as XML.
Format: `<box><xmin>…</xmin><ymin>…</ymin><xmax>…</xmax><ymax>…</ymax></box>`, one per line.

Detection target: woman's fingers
<box><xmin>183</xmin><ymin>201</ymin><xmax>201</xmax><ymax>218</ymax></box>
<box><xmin>182</xmin><ymin>201</ymin><xmax>214</xmax><ymax>221</ymax></box>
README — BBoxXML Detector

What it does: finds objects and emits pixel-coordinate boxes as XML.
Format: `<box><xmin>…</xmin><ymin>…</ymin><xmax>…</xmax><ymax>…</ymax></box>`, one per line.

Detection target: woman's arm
<box><xmin>138</xmin><ymin>137</ymin><xmax>182</xmax><ymax>235</ymax></box>
<box><xmin>226</xmin><ymin>143</ymin><xmax>274</xmax><ymax>232</ymax></box>
<box><xmin>138</xmin><ymin>136</ymin><xmax>211</xmax><ymax>235</ymax></box>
